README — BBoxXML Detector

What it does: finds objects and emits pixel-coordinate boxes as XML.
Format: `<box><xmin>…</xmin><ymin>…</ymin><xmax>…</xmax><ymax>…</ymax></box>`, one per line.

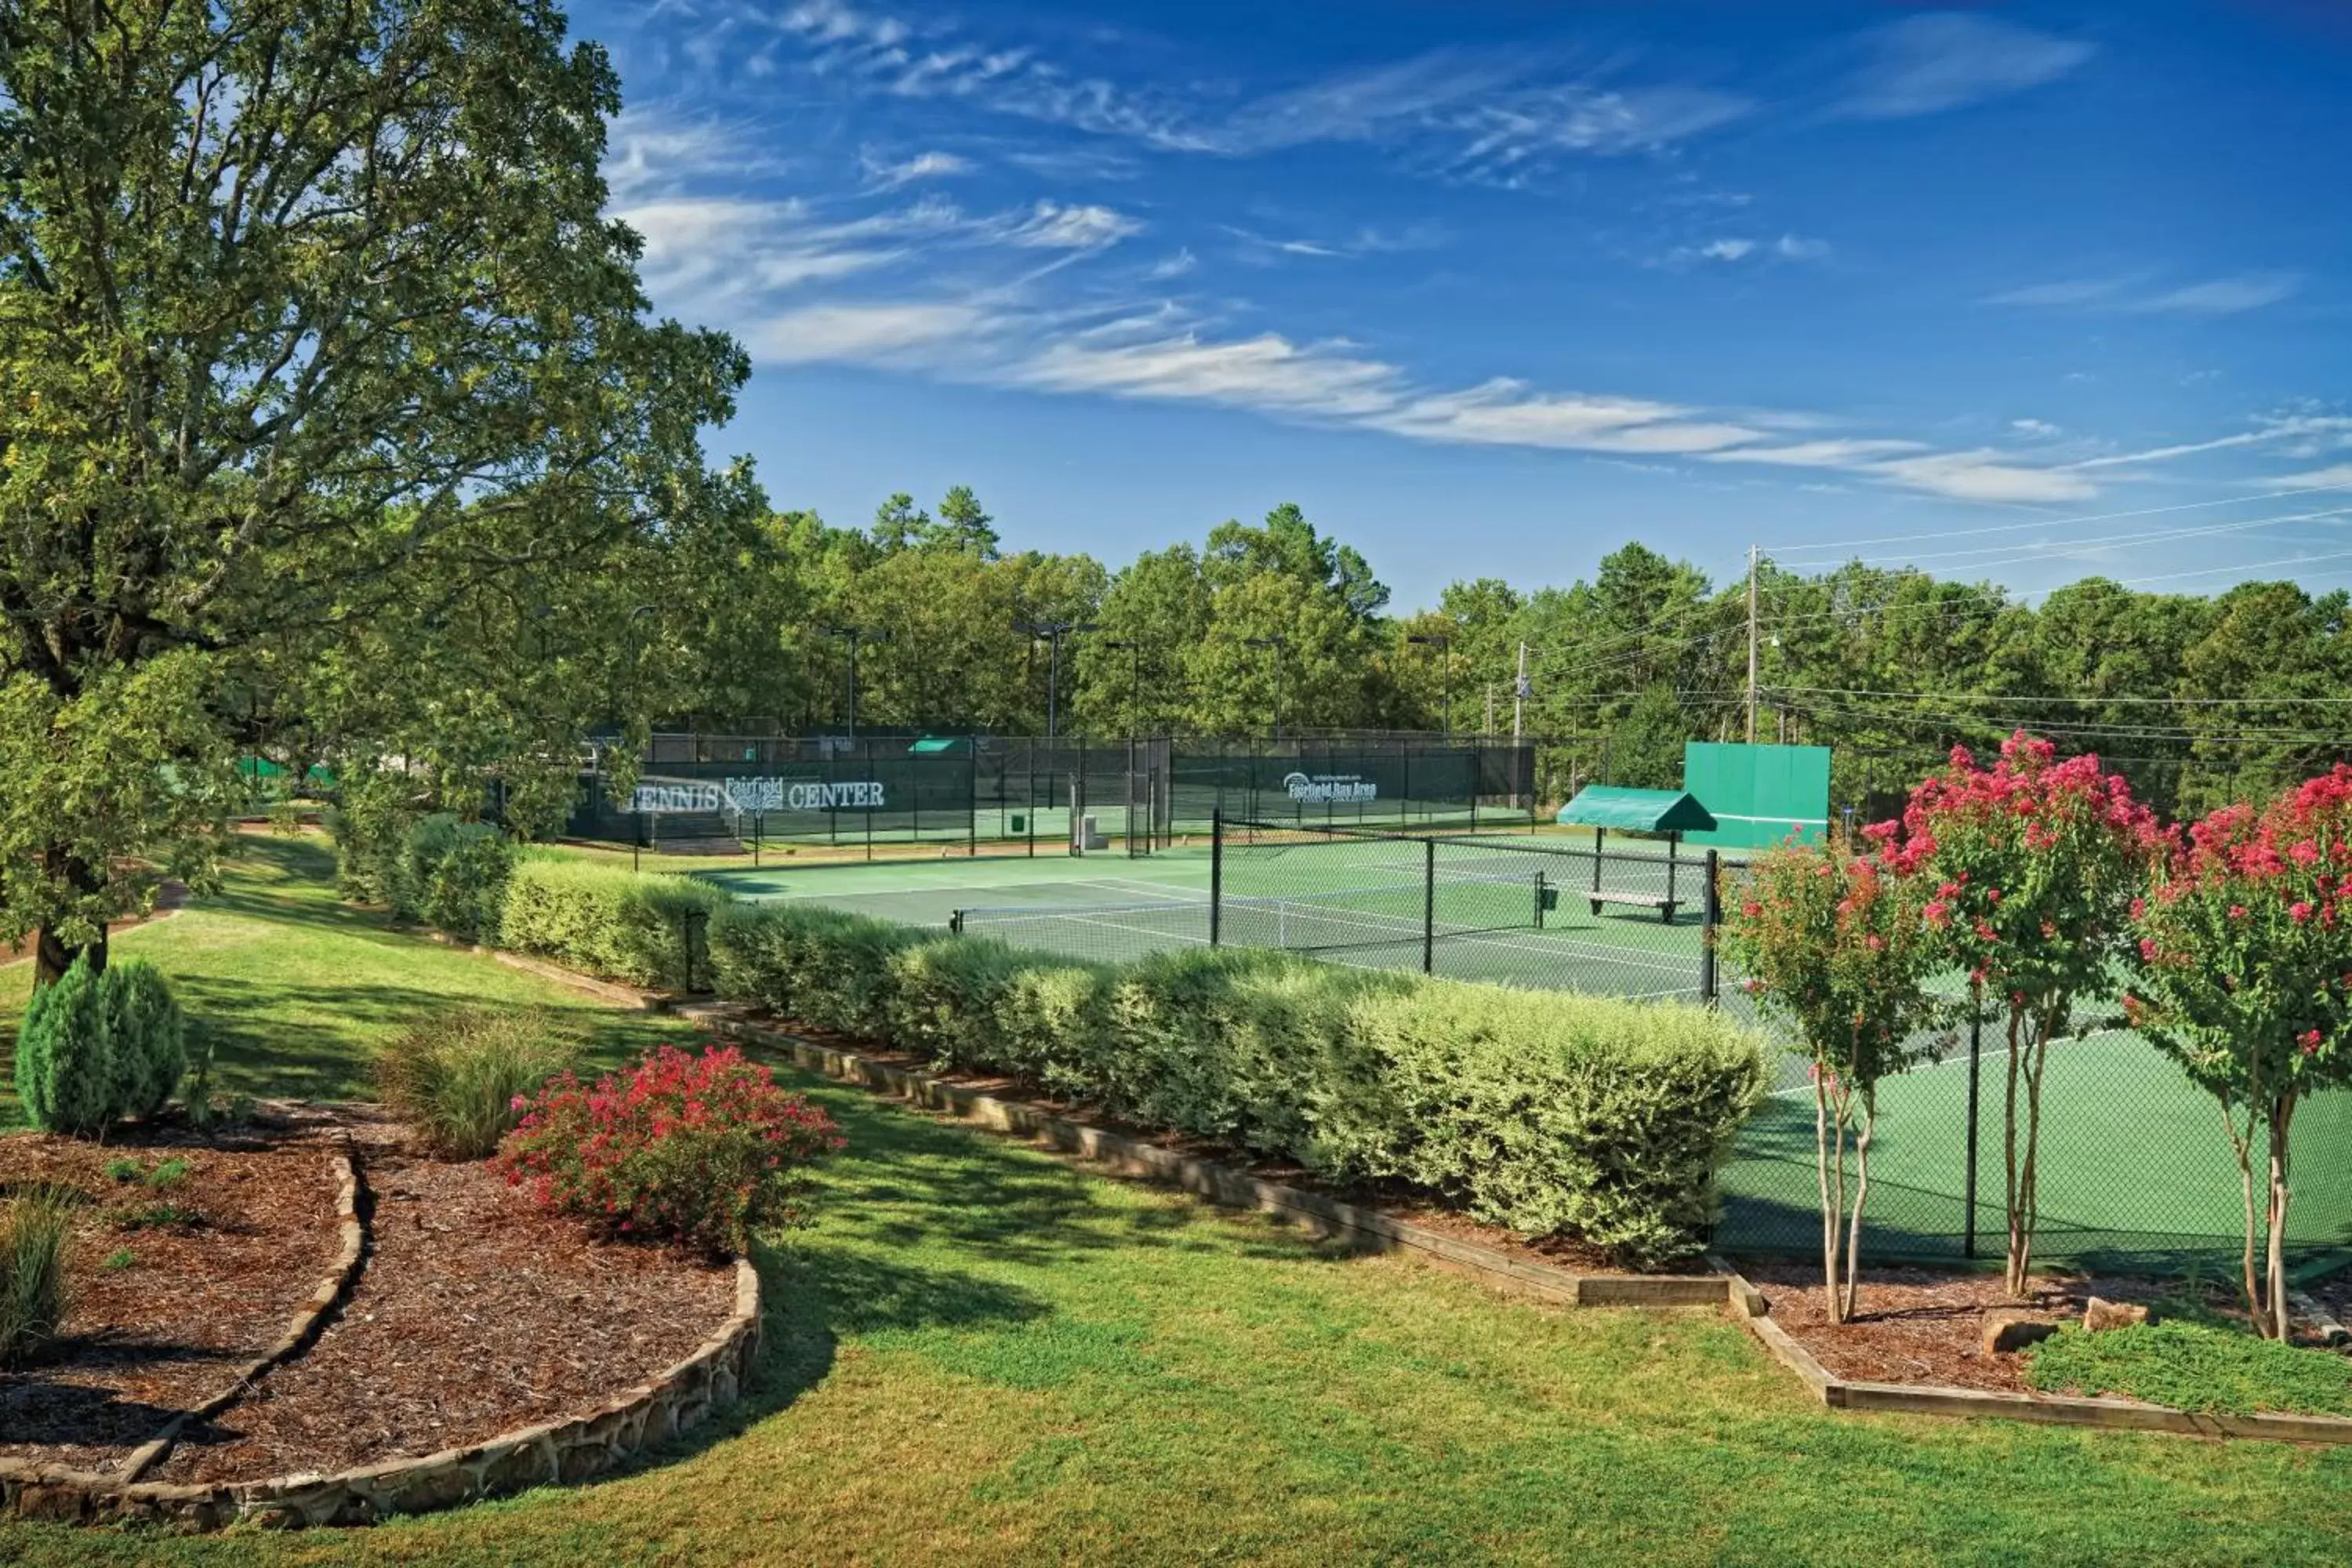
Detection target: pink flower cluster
<box><xmin>495</xmin><ymin>1044</ymin><xmax>844</xmax><ymax>1255</ymax></box>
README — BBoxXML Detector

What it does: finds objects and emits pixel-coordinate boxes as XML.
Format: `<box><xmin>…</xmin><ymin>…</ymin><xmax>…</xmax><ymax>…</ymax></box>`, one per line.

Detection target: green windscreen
<box><xmin>1680</xmin><ymin>742</ymin><xmax>1830</xmax><ymax>850</ymax></box>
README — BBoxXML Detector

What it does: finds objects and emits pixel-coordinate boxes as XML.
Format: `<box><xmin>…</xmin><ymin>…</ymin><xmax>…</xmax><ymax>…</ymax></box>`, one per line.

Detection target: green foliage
<box><xmin>498</xmin><ymin>853</ymin><xmax>730</xmax><ymax>990</ymax></box>
<box><xmin>0</xmin><ymin>0</ymin><xmax>752</xmax><ymax>978</ymax></box>
<box><xmin>374</xmin><ymin>1007</ymin><xmax>573</xmax><ymax>1160</ymax></box>
<box><xmin>710</xmin><ymin>902</ymin><xmax>1767</xmax><ymax>1266</ymax></box>
<box><xmin>2027</xmin><ymin>1319</ymin><xmax>2352</xmax><ymax>1417</ymax></box>
<box><xmin>13</xmin><ymin>956</ymin><xmax>188</xmax><ymax>1134</ymax></box>
<box><xmin>0</xmin><ymin>1185</ymin><xmax>74</xmax><ymax>1369</ymax></box>
<box><xmin>404</xmin><ymin>815</ymin><xmax>517</xmax><ymax>942</ymax></box>
<box><xmin>98</xmin><ymin>960</ymin><xmax>187</xmax><ymax>1121</ymax></box>
<box><xmin>100</xmin><ymin>1247</ymin><xmax>136</xmax><ymax>1272</ymax></box>
<box><xmin>13</xmin><ymin>957</ymin><xmax>111</xmax><ymax>1134</ymax></box>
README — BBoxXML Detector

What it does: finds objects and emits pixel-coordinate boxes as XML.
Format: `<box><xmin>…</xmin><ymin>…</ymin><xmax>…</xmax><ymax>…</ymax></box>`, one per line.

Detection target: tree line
<box><xmin>631</xmin><ymin>488</ymin><xmax>2352</xmax><ymax>824</ymax></box>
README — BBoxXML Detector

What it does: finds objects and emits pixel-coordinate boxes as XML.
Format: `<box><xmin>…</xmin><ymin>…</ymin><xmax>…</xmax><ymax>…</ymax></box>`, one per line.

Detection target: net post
<box><xmin>1209</xmin><ymin>811</ymin><xmax>1224</xmax><ymax>947</ymax></box>
<box><xmin>1534</xmin><ymin>869</ymin><xmax>1547</xmax><ymax>931</ymax></box>
<box><xmin>1700</xmin><ymin>850</ymin><xmax>1719</xmax><ymax>1005</ymax></box>
<box><xmin>950</xmin><ymin>909</ymin><xmax>965</xmax><ymax>936</ymax></box>
<box><xmin>968</xmin><ymin>743</ymin><xmax>979</xmax><ymax>858</ymax></box>
<box><xmin>1422</xmin><ymin>837</ymin><xmax>1436</xmax><ymax>975</ymax></box>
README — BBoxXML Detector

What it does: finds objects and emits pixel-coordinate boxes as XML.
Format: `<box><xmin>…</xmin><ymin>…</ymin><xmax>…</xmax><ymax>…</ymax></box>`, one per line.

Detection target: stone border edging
<box><xmin>0</xmin><ymin>1175</ymin><xmax>760</xmax><ymax>1528</ymax></box>
<box><xmin>1</xmin><ymin>1149</ymin><xmax>368</xmax><ymax>1519</ymax></box>
<box><xmin>687</xmin><ymin>1005</ymin><xmax>1733</xmax><ymax>1311</ymax></box>
<box><xmin>1708</xmin><ymin>1256</ymin><xmax>2352</xmax><ymax>1445</ymax></box>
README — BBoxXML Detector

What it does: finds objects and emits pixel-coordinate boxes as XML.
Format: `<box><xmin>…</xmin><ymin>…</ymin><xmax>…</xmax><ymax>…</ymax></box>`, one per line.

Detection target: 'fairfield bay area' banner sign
<box><xmin>1280</xmin><ymin>771</ymin><xmax>1377</xmax><ymax>804</ymax></box>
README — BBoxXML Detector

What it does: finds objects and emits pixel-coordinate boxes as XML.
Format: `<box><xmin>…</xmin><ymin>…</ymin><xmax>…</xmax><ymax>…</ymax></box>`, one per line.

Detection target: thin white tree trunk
<box><xmin>1843</xmin><ymin>1091</ymin><xmax>1875</xmax><ymax>1323</ymax></box>
<box><xmin>1816</xmin><ymin>1074</ymin><xmax>1839</xmax><ymax>1319</ymax></box>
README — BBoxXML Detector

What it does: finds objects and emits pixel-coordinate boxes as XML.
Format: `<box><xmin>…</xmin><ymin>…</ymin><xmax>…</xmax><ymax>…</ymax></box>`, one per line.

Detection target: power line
<box><xmin>1784</xmin><ymin>505</ymin><xmax>2352</xmax><ymax>573</ymax></box>
<box><xmin>1761</xmin><ymin>483</ymin><xmax>2352</xmax><ymax>558</ymax></box>
<box><xmin>1767</xmin><ymin>686</ymin><xmax>2352</xmax><ymax>708</ymax></box>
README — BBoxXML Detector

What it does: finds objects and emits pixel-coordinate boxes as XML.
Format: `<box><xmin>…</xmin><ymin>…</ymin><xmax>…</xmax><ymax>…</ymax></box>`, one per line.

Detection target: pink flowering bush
<box><xmin>1721</xmin><ymin>830</ymin><xmax>1942</xmax><ymax>1321</ymax></box>
<box><xmin>494</xmin><ymin>1044</ymin><xmax>844</xmax><ymax>1256</ymax></box>
<box><xmin>2125</xmin><ymin>767</ymin><xmax>2352</xmax><ymax>1338</ymax></box>
<box><xmin>1894</xmin><ymin>731</ymin><xmax>2164</xmax><ymax>1297</ymax></box>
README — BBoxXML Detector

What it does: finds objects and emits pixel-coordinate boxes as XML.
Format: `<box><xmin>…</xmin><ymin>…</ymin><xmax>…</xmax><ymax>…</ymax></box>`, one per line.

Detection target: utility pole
<box><xmin>1744</xmin><ymin>544</ymin><xmax>1759</xmax><ymax>746</ymax></box>
<box><xmin>825</xmin><ymin>625</ymin><xmax>891</xmax><ymax>740</ymax></box>
<box><xmin>1512</xmin><ymin>641</ymin><xmax>1528</xmax><ymax>743</ymax></box>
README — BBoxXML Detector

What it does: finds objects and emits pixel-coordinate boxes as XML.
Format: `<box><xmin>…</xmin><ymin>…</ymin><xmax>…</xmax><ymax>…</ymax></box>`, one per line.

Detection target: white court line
<box><xmin>1083</xmin><ymin>877</ymin><xmax>1211</xmax><ymax>902</ymax></box>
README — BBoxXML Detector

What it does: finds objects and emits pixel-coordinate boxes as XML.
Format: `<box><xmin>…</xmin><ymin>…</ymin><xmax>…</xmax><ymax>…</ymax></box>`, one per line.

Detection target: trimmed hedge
<box><xmin>498</xmin><ymin>853</ymin><xmax>730</xmax><ymax>991</ymax></box>
<box><xmin>711</xmin><ymin>901</ymin><xmax>1766</xmax><ymax>1266</ymax></box>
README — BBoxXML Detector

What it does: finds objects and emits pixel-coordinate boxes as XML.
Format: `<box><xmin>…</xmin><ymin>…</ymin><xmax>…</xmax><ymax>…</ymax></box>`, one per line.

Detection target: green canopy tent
<box><xmin>1553</xmin><ymin>786</ymin><xmax>1718</xmax><ymax>923</ymax></box>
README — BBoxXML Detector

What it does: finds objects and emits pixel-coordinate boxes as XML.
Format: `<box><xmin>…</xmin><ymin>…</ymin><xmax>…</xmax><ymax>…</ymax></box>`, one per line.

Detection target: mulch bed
<box><xmin>1737</xmin><ymin>1258</ymin><xmax>2179</xmax><ymax>1394</ymax></box>
<box><xmin>0</xmin><ymin>1127</ymin><xmax>340</xmax><ymax>1474</ymax></box>
<box><xmin>150</xmin><ymin>1144</ymin><xmax>737</xmax><ymax>1484</ymax></box>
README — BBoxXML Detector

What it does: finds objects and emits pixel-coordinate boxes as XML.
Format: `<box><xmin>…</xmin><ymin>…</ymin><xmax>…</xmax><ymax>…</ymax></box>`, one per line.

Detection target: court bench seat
<box><xmin>1587</xmin><ymin>889</ymin><xmax>1678</xmax><ymax>924</ymax></box>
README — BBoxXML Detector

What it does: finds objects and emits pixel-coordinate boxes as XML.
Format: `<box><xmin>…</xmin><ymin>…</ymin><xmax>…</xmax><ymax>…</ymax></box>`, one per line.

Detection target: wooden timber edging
<box><xmin>685</xmin><ymin>1004</ymin><xmax>1733</xmax><ymax>1311</ymax></box>
<box><xmin>1705</xmin><ymin>1255</ymin><xmax>2352</xmax><ymax>1445</ymax></box>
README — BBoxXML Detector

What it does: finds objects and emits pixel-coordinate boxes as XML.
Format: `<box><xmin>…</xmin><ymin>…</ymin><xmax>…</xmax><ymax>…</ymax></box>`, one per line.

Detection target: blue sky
<box><xmin>575</xmin><ymin>0</ymin><xmax>2352</xmax><ymax>608</ymax></box>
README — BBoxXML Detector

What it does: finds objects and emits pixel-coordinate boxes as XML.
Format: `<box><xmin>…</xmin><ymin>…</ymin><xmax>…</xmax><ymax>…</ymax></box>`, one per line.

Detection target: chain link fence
<box><xmin>953</xmin><ymin>814</ymin><xmax>2352</xmax><ymax>1269</ymax></box>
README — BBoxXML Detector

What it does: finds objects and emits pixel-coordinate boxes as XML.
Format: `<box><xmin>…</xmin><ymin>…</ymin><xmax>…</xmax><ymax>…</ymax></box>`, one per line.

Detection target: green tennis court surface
<box><xmin>1717</xmin><ymin>1032</ymin><xmax>2352</xmax><ymax>1265</ymax></box>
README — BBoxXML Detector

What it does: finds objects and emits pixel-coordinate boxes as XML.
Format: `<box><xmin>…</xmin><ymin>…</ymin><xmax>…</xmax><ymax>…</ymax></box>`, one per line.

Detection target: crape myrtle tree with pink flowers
<box><xmin>1895</xmin><ymin>734</ymin><xmax>2165</xmax><ymax>1298</ymax></box>
<box><xmin>1721</xmin><ymin>829</ymin><xmax>1943</xmax><ymax>1322</ymax></box>
<box><xmin>2124</xmin><ymin>768</ymin><xmax>2352</xmax><ymax>1340</ymax></box>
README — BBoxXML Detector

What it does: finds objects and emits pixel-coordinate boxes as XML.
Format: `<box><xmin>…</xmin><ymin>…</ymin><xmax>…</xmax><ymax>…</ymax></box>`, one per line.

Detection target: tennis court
<box><xmin>695</xmin><ymin>829</ymin><xmax>2352</xmax><ymax>1265</ymax></box>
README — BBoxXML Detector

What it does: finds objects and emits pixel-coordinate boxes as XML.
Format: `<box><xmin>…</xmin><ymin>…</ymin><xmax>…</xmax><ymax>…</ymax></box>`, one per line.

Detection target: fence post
<box><xmin>1964</xmin><ymin>985</ymin><xmax>1984</xmax><ymax>1258</ymax></box>
<box><xmin>1422</xmin><ymin>837</ymin><xmax>1436</xmax><ymax>975</ymax></box>
<box><xmin>1700</xmin><ymin>849</ymin><xmax>1720</xmax><ymax>1005</ymax></box>
<box><xmin>968</xmin><ymin>745</ymin><xmax>979</xmax><ymax>858</ymax></box>
<box><xmin>1209</xmin><ymin>811</ymin><xmax>1224</xmax><ymax>947</ymax></box>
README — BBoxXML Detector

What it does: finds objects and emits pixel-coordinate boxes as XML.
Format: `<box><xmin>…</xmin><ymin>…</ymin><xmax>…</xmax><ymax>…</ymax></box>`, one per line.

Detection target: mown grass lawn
<box><xmin>3</xmin><ymin>836</ymin><xmax>2350</xmax><ymax>1565</ymax></box>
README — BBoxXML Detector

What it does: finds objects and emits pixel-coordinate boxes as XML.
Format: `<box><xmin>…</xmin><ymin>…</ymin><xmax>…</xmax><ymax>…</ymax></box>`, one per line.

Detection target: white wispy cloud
<box><xmin>999</xmin><ymin>201</ymin><xmax>1143</xmax><ymax>249</ymax></box>
<box><xmin>1671</xmin><ymin>233</ymin><xmax>1828</xmax><ymax>267</ymax></box>
<box><xmin>861</xmin><ymin>148</ymin><xmax>974</xmax><ymax>190</ymax></box>
<box><xmin>754</xmin><ymin>301</ymin><xmax>1002</xmax><ymax>365</ymax></box>
<box><xmin>1698</xmin><ymin>238</ymin><xmax>1755</xmax><ymax>262</ymax></box>
<box><xmin>1870</xmin><ymin>450</ymin><xmax>2098</xmax><ymax>503</ymax></box>
<box><xmin>2126</xmin><ymin>273</ymin><xmax>2302</xmax><ymax>315</ymax></box>
<box><xmin>2010</xmin><ymin>419</ymin><xmax>2063</xmax><ymax>439</ymax></box>
<box><xmin>1145</xmin><ymin>248</ymin><xmax>1197</xmax><ymax>280</ymax></box>
<box><xmin>1987</xmin><ymin>271</ymin><xmax>2300</xmax><ymax>316</ymax></box>
<box><xmin>1837</xmin><ymin>12</ymin><xmax>2095</xmax><ymax>120</ymax></box>
<box><xmin>2268</xmin><ymin>463</ymin><xmax>2352</xmax><ymax>490</ymax></box>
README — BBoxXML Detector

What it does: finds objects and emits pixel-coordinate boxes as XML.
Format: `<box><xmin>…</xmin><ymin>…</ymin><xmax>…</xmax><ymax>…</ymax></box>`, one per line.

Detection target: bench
<box><xmin>1587</xmin><ymin>889</ymin><xmax>1678</xmax><ymax>924</ymax></box>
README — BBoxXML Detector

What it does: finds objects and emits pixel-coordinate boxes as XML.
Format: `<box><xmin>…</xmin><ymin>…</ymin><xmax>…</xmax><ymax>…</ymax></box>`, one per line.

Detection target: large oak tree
<box><xmin>0</xmin><ymin>0</ymin><xmax>751</xmax><ymax>984</ymax></box>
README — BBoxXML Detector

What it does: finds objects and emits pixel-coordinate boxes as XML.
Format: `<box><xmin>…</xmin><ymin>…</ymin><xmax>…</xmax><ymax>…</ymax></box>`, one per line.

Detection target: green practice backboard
<box><xmin>1680</xmin><ymin>742</ymin><xmax>1831</xmax><ymax>850</ymax></box>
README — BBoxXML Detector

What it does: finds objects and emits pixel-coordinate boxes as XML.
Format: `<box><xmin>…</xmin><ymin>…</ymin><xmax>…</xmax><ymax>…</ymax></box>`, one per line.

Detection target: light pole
<box><xmin>825</xmin><ymin>625</ymin><xmax>892</xmax><ymax>740</ymax></box>
<box><xmin>1016</xmin><ymin>619</ymin><xmax>1098</xmax><ymax>741</ymax></box>
<box><xmin>1244</xmin><ymin>635</ymin><xmax>1288</xmax><ymax>739</ymax></box>
<box><xmin>1406</xmin><ymin>632</ymin><xmax>1454</xmax><ymax>740</ymax></box>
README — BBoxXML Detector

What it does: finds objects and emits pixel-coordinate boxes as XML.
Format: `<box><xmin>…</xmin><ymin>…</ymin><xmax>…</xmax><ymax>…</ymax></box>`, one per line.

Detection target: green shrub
<box><xmin>15</xmin><ymin>956</ymin><xmax>114</xmax><ymax>1134</ymax></box>
<box><xmin>0</xmin><ymin>1186</ymin><xmax>75</xmax><ymax>1368</ymax></box>
<box><xmin>403</xmin><ymin>814</ymin><xmax>515</xmax><ymax>941</ymax></box>
<box><xmin>97</xmin><ymin>958</ymin><xmax>187</xmax><ymax>1120</ymax></box>
<box><xmin>13</xmin><ymin>956</ymin><xmax>191</xmax><ymax>1135</ymax></box>
<box><xmin>708</xmin><ymin>902</ymin><xmax>1769</xmax><ymax>1266</ymax></box>
<box><xmin>499</xmin><ymin>853</ymin><xmax>729</xmax><ymax>989</ymax></box>
<box><xmin>375</xmin><ymin>1007</ymin><xmax>572</xmax><ymax>1159</ymax></box>
<box><xmin>327</xmin><ymin>775</ymin><xmax>416</xmax><ymax>907</ymax></box>
<box><xmin>1333</xmin><ymin>981</ymin><xmax>1769</xmax><ymax>1266</ymax></box>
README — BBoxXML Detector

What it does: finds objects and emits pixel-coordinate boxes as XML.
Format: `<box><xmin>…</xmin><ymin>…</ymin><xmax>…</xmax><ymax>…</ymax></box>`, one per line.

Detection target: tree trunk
<box><xmin>2264</xmin><ymin>1094</ymin><xmax>2296</xmax><ymax>1342</ymax></box>
<box><xmin>2002</xmin><ymin>1007</ymin><xmax>2026</xmax><ymax>1298</ymax></box>
<box><xmin>2010</xmin><ymin>1025</ymin><xmax>2047</xmax><ymax>1298</ymax></box>
<box><xmin>31</xmin><ymin>848</ymin><xmax>108</xmax><ymax>988</ymax></box>
<box><xmin>1843</xmin><ymin>1091</ymin><xmax>1876</xmax><ymax>1324</ymax></box>
<box><xmin>2225</xmin><ymin>1094</ymin><xmax>2262</xmax><ymax>1338</ymax></box>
